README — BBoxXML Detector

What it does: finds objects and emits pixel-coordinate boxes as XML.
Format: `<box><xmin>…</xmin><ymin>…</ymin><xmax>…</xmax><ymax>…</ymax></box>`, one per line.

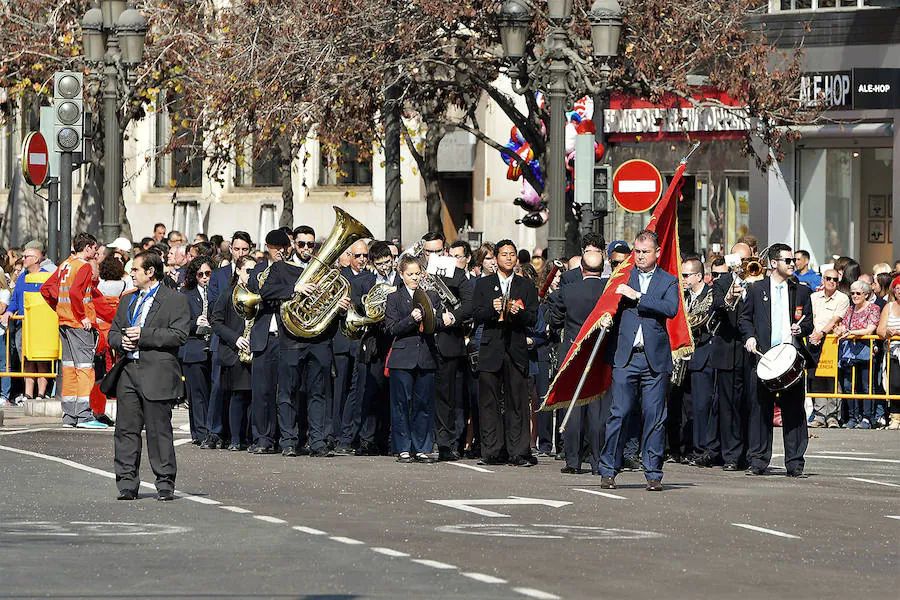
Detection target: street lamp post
<box><xmin>498</xmin><ymin>0</ymin><xmax>622</xmax><ymax>261</ymax></box>
<box><xmin>80</xmin><ymin>1</ymin><xmax>148</xmax><ymax>244</ymax></box>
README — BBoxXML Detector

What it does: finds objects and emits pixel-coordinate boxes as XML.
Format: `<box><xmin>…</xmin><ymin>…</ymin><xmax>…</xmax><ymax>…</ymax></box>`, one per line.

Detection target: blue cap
<box><xmin>607</xmin><ymin>240</ymin><xmax>630</xmax><ymax>257</ymax></box>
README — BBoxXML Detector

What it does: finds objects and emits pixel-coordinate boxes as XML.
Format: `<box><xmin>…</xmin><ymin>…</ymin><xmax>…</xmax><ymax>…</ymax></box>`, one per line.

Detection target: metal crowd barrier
<box><xmin>0</xmin><ymin>315</ymin><xmax>58</xmax><ymax>379</ymax></box>
<box><xmin>806</xmin><ymin>334</ymin><xmax>899</xmax><ymax>401</ymax></box>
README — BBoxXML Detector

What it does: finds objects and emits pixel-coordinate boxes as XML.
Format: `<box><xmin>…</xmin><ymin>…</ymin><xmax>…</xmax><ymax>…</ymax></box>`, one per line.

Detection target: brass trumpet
<box><xmin>232</xmin><ymin>283</ymin><xmax>262</xmax><ymax>363</ymax></box>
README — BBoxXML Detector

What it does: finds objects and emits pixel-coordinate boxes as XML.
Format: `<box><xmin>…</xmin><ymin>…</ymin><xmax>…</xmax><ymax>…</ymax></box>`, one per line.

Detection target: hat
<box><xmin>607</xmin><ymin>240</ymin><xmax>630</xmax><ymax>257</ymax></box>
<box><xmin>23</xmin><ymin>240</ymin><xmax>44</xmax><ymax>252</ymax></box>
<box><xmin>265</xmin><ymin>229</ymin><xmax>291</xmax><ymax>248</ymax></box>
<box><xmin>108</xmin><ymin>237</ymin><xmax>132</xmax><ymax>254</ymax></box>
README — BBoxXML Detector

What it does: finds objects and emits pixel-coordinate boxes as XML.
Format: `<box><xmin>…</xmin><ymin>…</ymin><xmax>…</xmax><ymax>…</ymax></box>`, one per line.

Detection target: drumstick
<box><xmin>751</xmin><ymin>348</ymin><xmax>773</xmax><ymax>365</ymax></box>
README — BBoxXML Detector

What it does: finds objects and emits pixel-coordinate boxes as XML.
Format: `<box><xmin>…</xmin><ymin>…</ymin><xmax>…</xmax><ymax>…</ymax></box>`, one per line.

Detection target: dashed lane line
<box><xmin>173</xmin><ymin>438</ymin><xmax>194</xmax><ymax>447</ymax></box>
<box><xmin>731</xmin><ymin>523</ymin><xmax>801</xmax><ymax>539</ymax></box>
<box><xmin>848</xmin><ymin>477</ymin><xmax>900</xmax><ymax>488</ymax></box>
<box><xmin>446</xmin><ymin>462</ymin><xmax>495</xmax><ymax>474</ymax></box>
<box><xmin>0</xmin><ymin>442</ymin><xmax>564</xmax><ymax>600</ymax></box>
<box><xmin>774</xmin><ymin>453</ymin><xmax>900</xmax><ymax>464</ymax></box>
<box><xmin>573</xmin><ymin>488</ymin><xmax>627</xmax><ymax>500</ymax></box>
<box><xmin>886</xmin><ymin>516</ymin><xmax>900</xmax><ymax>520</ymax></box>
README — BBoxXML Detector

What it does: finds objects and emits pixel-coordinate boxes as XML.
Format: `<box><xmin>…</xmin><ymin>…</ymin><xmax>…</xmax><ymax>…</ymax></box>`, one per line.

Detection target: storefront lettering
<box><xmin>604</xmin><ymin>106</ymin><xmax>749</xmax><ymax>134</ymax></box>
<box><xmin>857</xmin><ymin>83</ymin><xmax>890</xmax><ymax>94</ymax></box>
<box><xmin>799</xmin><ymin>72</ymin><xmax>852</xmax><ymax>109</ymax></box>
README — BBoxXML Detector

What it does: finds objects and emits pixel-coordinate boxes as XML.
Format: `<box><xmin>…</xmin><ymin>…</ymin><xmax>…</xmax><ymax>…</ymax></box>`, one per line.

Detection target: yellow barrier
<box><xmin>23</xmin><ymin>272</ymin><xmax>61</xmax><ymax>361</ymax></box>
<box><xmin>807</xmin><ymin>334</ymin><xmax>900</xmax><ymax>401</ymax></box>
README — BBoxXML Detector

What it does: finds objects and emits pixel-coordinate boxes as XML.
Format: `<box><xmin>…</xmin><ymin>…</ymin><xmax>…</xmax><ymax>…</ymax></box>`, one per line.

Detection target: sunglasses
<box><xmin>424</xmin><ymin>248</ymin><xmax>444</xmax><ymax>255</ymax></box>
<box><xmin>850</xmin><ymin>291</ymin><xmax>865</xmax><ymax>296</ymax></box>
<box><xmin>775</xmin><ymin>257</ymin><xmax>795</xmax><ymax>265</ymax></box>
<box><xmin>610</xmin><ymin>260</ymin><xmax>622</xmax><ymax>269</ymax></box>
<box><xmin>295</xmin><ymin>241</ymin><xmax>315</xmax><ymax>248</ymax></box>
<box><xmin>710</xmin><ymin>272</ymin><xmax>725</xmax><ymax>279</ymax></box>
<box><xmin>198</xmin><ymin>271</ymin><xmax>212</xmax><ymax>278</ymax></box>
<box><xmin>681</xmin><ymin>272</ymin><xmax>698</xmax><ymax>278</ymax></box>
<box><xmin>824</xmin><ymin>276</ymin><xmax>839</xmax><ymax>282</ymax></box>
<box><xmin>353</xmin><ymin>253</ymin><xmax>368</xmax><ymax>259</ymax></box>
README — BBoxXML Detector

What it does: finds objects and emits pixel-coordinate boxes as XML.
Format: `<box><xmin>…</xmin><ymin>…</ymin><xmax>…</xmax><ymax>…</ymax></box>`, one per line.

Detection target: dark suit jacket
<box><xmin>548</xmin><ymin>274</ymin><xmax>608</xmax><ymax>351</ymax></box>
<box><xmin>333</xmin><ymin>266</ymin><xmax>366</xmax><ymax>355</ymax></box>
<box><xmin>559</xmin><ymin>266</ymin><xmax>582</xmax><ymax>289</ymax></box>
<box><xmin>473</xmin><ymin>273</ymin><xmax>539</xmax><ymax>373</ymax></box>
<box><xmin>210</xmin><ymin>284</ymin><xmax>244</xmax><ymax>368</ymax></box>
<box><xmin>709</xmin><ymin>273</ymin><xmax>745</xmax><ymax>370</ymax></box>
<box><xmin>434</xmin><ymin>266</ymin><xmax>473</xmax><ymax>358</ymax></box>
<box><xmin>384</xmin><ymin>287</ymin><xmax>441</xmax><ymax>370</ymax></box>
<box><xmin>181</xmin><ymin>287</ymin><xmax>211</xmax><ymax>363</ymax></box>
<box><xmin>611</xmin><ymin>267</ymin><xmax>680</xmax><ymax>373</ymax></box>
<box><xmin>247</xmin><ymin>259</ymin><xmax>277</xmax><ymax>353</ymax></box>
<box><xmin>260</xmin><ymin>259</ymin><xmax>335</xmax><ymax>349</ymax></box>
<box><xmin>685</xmin><ymin>283</ymin><xmax>714</xmax><ymax>370</ymax></box>
<box><xmin>207</xmin><ymin>264</ymin><xmax>232</xmax><ymax>353</ymax></box>
<box><xmin>739</xmin><ymin>276</ymin><xmax>814</xmax><ymax>362</ymax></box>
<box><xmin>108</xmin><ymin>283</ymin><xmax>189</xmax><ymax>401</ymax></box>
<box><xmin>352</xmin><ymin>271</ymin><xmax>402</xmax><ymax>364</ymax></box>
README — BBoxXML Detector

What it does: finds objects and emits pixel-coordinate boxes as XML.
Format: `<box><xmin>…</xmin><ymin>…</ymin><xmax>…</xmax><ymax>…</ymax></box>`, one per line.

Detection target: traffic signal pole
<box><xmin>59</xmin><ymin>152</ymin><xmax>72</xmax><ymax>257</ymax></box>
<box><xmin>48</xmin><ymin>177</ymin><xmax>59</xmax><ymax>263</ymax></box>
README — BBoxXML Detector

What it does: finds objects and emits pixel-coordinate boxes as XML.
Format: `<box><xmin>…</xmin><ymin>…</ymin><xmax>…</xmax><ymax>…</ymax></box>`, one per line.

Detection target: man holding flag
<box><xmin>541</xmin><ymin>144</ymin><xmax>698</xmax><ymax>493</ymax></box>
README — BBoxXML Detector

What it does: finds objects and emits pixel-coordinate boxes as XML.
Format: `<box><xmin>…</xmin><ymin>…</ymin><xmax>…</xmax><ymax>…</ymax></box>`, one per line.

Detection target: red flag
<box><xmin>541</xmin><ymin>157</ymin><xmax>695</xmax><ymax>411</ymax></box>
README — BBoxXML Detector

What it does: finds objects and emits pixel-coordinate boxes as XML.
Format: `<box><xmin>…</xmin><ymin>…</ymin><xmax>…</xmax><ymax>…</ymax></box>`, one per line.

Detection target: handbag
<box><xmin>98</xmin><ymin>357</ymin><xmax>127</xmax><ymax>397</ymax></box>
<box><xmin>838</xmin><ymin>339</ymin><xmax>870</xmax><ymax>368</ymax></box>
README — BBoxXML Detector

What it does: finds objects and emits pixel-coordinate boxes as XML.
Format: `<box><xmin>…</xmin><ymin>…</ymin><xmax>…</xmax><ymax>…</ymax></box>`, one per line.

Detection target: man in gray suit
<box><xmin>108</xmin><ymin>251</ymin><xmax>189</xmax><ymax>501</ymax></box>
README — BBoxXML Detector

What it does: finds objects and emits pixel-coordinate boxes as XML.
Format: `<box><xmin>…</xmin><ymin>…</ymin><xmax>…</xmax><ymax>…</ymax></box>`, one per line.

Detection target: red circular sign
<box><xmin>613</xmin><ymin>159</ymin><xmax>663</xmax><ymax>213</ymax></box>
<box><xmin>21</xmin><ymin>132</ymin><xmax>49</xmax><ymax>187</ymax></box>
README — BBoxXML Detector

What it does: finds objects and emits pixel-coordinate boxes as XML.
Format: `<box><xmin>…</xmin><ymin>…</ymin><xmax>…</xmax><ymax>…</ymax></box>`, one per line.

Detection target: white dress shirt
<box><xmin>633</xmin><ymin>268</ymin><xmax>656</xmax><ymax>348</ymax></box>
<box><xmin>769</xmin><ymin>278</ymin><xmax>792</xmax><ymax>347</ymax></box>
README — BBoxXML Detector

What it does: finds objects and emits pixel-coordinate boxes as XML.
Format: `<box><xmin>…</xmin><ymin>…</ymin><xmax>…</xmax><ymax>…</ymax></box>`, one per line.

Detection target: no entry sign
<box><xmin>21</xmin><ymin>132</ymin><xmax>49</xmax><ymax>187</ymax></box>
<box><xmin>613</xmin><ymin>159</ymin><xmax>663</xmax><ymax>213</ymax></box>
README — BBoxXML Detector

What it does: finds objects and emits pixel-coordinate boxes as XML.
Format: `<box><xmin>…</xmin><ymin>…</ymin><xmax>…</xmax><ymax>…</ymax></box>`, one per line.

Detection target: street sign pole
<box><xmin>59</xmin><ymin>152</ymin><xmax>73</xmax><ymax>257</ymax></box>
<box><xmin>48</xmin><ymin>177</ymin><xmax>59</xmax><ymax>263</ymax></box>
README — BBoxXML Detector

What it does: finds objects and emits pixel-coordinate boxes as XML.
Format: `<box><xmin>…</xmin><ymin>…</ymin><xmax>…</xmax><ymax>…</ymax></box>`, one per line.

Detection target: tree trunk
<box><xmin>277</xmin><ymin>135</ymin><xmax>294</xmax><ymax>229</ymax></box>
<box><xmin>422</xmin><ymin>123</ymin><xmax>445</xmax><ymax>234</ymax></box>
<box><xmin>383</xmin><ymin>81</ymin><xmax>402</xmax><ymax>243</ymax></box>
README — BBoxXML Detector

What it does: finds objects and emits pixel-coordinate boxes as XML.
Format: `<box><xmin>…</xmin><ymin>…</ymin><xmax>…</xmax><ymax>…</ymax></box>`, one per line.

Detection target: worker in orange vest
<box><xmin>40</xmin><ymin>232</ymin><xmax>106</xmax><ymax>429</ymax></box>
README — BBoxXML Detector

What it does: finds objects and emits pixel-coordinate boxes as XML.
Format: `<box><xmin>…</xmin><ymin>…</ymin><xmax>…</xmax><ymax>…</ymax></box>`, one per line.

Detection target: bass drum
<box><xmin>756</xmin><ymin>343</ymin><xmax>806</xmax><ymax>392</ymax></box>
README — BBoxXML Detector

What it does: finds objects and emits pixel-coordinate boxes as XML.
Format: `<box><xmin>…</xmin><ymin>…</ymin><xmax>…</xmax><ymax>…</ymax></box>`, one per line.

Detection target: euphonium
<box><xmin>280</xmin><ymin>206</ymin><xmax>373</xmax><ymax>338</ymax></box>
<box><xmin>232</xmin><ymin>283</ymin><xmax>262</xmax><ymax>364</ymax></box>
<box><xmin>339</xmin><ymin>282</ymin><xmax>393</xmax><ymax>341</ymax></box>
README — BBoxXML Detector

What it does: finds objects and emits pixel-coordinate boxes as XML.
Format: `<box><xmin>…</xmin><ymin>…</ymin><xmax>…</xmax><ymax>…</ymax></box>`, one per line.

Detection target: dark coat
<box><xmin>472</xmin><ymin>273</ymin><xmax>539</xmax><ymax>373</ymax></box>
<box><xmin>351</xmin><ymin>270</ymin><xmax>402</xmax><ymax>364</ymax></box>
<box><xmin>334</xmin><ymin>266</ymin><xmax>367</xmax><ymax>355</ymax></box>
<box><xmin>739</xmin><ymin>276</ymin><xmax>814</xmax><ymax>363</ymax></box>
<box><xmin>207</xmin><ymin>264</ymin><xmax>232</xmax><ymax>353</ymax></box>
<box><xmin>434</xmin><ymin>266</ymin><xmax>473</xmax><ymax>358</ymax></box>
<box><xmin>210</xmin><ymin>283</ymin><xmax>245</xmax><ymax>368</ymax></box>
<box><xmin>709</xmin><ymin>273</ymin><xmax>745</xmax><ymax>371</ymax></box>
<box><xmin>610</xmin><ymin>267</ymin><xmax>680</xmax><ymax>373</ymax></box>
<box><xmin>246</xmin><ymin>259</ymin><xmax>276</xmax><ymax>353</ymax></box>
<box><xmin>384</xmin><ymin>287</ymin><xmax>441</xmax><ymax>370</ymax></box>
<box><xmin>260</xmin><ymin>259</ymin><xmax>335</xmax><ymax>349</ymax></box>
<box><xmin>548</xmin><ymin>274</ymin><xmax>608</xmax><ymax>351</ymax></box>
<box><xmin>685</xmin><ymin>283</ymin><xmax>714</xmax><ymax>370</ymax></box>
<box><xmin>180</xmin><ymin>286</ymin><xmax>212</xmax><ymax>364</ymax></box>
<box><xmin>108</xmin><ymin>283</ymin><xmax>189</xmax><ymax>401</ymax></box>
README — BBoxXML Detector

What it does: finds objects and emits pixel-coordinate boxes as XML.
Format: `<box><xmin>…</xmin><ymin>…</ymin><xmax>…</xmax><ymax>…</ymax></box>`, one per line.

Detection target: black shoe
<box><xmin>621</xmin><ymin>455</ymin><xmax>643</xmax><ymax>471</ymax></box>
<box><xmin>786</xmin><ymin>468</ymin><xmax>808</xmax><ymax>478</ymax></box>
<box><xmin>356</xmin><ymin>443</ymin><xmax>378</xmax><ymax>456</ymax></box>
<box><xmin>646</xmin><ymin>479</ymin><xmax>663</xmax><ymax>492</ymax></box>
<box><xmin>600</xmin><ymin>476</ymin><xmax>617</xmax><ymax>489</ymax></box>
<box><xmin>309</xmin><ymin>448</ymin><xmax>334</xmax><ymax>458</ymax></box>
<box><xmin>117</xmin><ymin>489</ymin><xmax>137</xmax><ymax>501</ymax></box>
<box><xmin>438</xmin><ymin>449</ymin><xmax>460</xmax><ymax>462</ymax></box>
<box><xmin>282</xmin><ymin>446</ymin><xmax>297</xmax><ymax>457</ymax></box>
<box><xmin>560</xmin><ymin>466</ymin><xmax>581</xmax><ymax>474</ymax></box>
<box><xmin>200</xmin><ymin>438</ymin><xmax>213</xmax><ymax>450</ymax></box>
<box><xmin>415</xmin><ymin>453</ymin><xmax>437</xmax><ymax>463</ymax></box>
<box><xmin>509</xmin><ymin>456</ymin><xmax>534</xmax><ymax>467</ymax></box>
<box><xmin>191</xmin><ymin>439</ymin><xmax>202</xmax><ymax>446</ymax></box>
<box><xmin>664</xmin><ymin>453</ymin><xmax>682</xmax><ymax>464</ymax></box>
<box><xmin>296</xmin><ymin>445</ymin><xmax>310</xmax><ymax>456</ymax></box>
<box><xmin>157</xmin><ymin>490</ymin><xmax>175</xmax><ymax>502</ymax></box>
<box><xmin>252</xmin><ymin>446</ymin><xmax>276</xmax><ymax>455</ymax></box>
<box><xmin>332</xmin><ymin>445</ymin><xmax>355</xmax><ymax>456</ymax></box>
<box><xmin>94</xmin><ymin>413</ymin><xmax>115</xmax><ymax>426</ymax></box>
<box><xmin>228</xmin><ymin>443</ymin><xmax>243</xmax><ymax>452</ymax></box>
<box><xmin>689</xmin><ymin>453</ymin><xmax>714</xmax><ymax>468</ymax></box>
<box><xmin>477</xmin><ymin>457</ymin><xmax>503</xmax><ymax>466</ymax></box>
<box><xmin>554</xmin><ymin>451</ymin><xmax>566</xmax><ymax>461</ymax></box>
<box><xmin>247</xmin><ymin>444</ymin><xmax>258</xmax><ymax>453</ymax></box>
<box><xmin>722</xmin><ymin>462</ymin><xmax>740</xmax><ymax>471</ymax></box>
<box><xmin>746</xmin><ymin>466</ymin><xmax>768</xmax><ymax>476</ymax></box>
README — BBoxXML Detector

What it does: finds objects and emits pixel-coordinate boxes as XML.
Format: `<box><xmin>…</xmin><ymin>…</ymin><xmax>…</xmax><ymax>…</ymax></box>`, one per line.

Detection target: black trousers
<box><xmin>435</xmin><ymin>353</ymin><xmax>463</xmax><ymax>452</ymax></box>
<box><xmin>716</xmin><ymin>360</ymin><xmax>750</xmax><ymax>465</ymax></box>
<box><xmin>666</xmin><ymin>381</ymin><xmax>694</xmax><ymax>458</ymax></box>
<box><xmin>113</xmin><ymin>363</ymin><xmax>176</xmax><ymax>493</ymax></box>
<box><xmin>748</xmin><ymin>369</ymin><xmax>808</xmax><ymax>472</ymax></box>
<box><xmin>353</xmin><ymin>358</ymin><xmax>390</xmax><ymax>450</ymax></box>
<box><xmin>251</xmin><ymin>334</ymin><xmax>280</xmax><ymax>449</ymax></box>
<box><xmin>278</xmin><ymin>344</ymin><xmax>331</xmax><ymax>452</ymax></box>
<box><xmin>563</xmin><ymin>401</ymin><xmax>604</xmax><ymax>472</ymax></box>
<box><xmin>183</xmin><ymin>357</ymin><xmax>211</xmax><ymax>442</ymax></box>
<box><xmin>534</xmin><ymin>360</ymin><xmax>553</xmax><ymax>453</ymax></box>
<box><xmin>457</xmin><ymin>363</ymin><xmax>480</xmax><ymax>454</ymax></box>
<box><xmin>330</xmin><ymin>353</ymin><xmax>357</xmax><ymax>445</ymax></box>
<box><xmin>478</xmin><ymin>353</ymin><xmax>532</xmax><ymax>462</ymax></box>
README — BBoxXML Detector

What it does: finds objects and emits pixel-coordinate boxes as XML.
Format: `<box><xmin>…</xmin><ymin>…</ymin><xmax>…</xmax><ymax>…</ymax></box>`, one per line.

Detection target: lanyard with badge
<box><xmin>128</xmin><ymin>284</ymin><xmax>159</xmax><ymax>327</ymax></box>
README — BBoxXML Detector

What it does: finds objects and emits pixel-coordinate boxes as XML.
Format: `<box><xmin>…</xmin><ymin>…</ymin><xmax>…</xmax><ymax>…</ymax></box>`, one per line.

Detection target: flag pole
<box><xmin>557</xmin><ymin>326</ymin><xmax>608</xmax><ymax>434</ymax></box>
<box><xmin>682</xmin><ymin>141</ymin><xmax>701</xmax><ymax>164</ymax></box>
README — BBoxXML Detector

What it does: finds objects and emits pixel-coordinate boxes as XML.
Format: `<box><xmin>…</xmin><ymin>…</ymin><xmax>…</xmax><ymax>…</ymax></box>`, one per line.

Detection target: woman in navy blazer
<box><xmin>384</xmin><ymin>255</ymin><xmax>442</xmax><ymax>463</ymax></box>
<box><xmin>181</xmin><ymin>256</ymin><xmax>217</xmax><ymax>445</ymax></box>
<box><xmin>210</xmin><ymin>256</ymin><xmax>257</xmax><ymax>451</ymax></box>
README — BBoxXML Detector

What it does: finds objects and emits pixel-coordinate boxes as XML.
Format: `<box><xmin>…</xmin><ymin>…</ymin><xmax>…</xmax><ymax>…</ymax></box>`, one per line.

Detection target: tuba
<box><xmin>339</xmin><ymin>282</ymin><xmax>393</xmax><ymax>341</ymax></box>
<box><xmin>280</xmin><ymin>206</ymin><xmax>373</xmax><ymax>338</ymax></box>
<box><xmin>232</xmin><ymin>282</ymin><xmax>263</xmax><ymax>364</ymax></box>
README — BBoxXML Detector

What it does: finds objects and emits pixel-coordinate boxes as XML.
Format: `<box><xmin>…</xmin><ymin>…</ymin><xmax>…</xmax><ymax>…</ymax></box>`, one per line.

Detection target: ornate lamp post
<box><xmin>81</xmin><ymin>1</ymin><xmax>148</xmax><ymax>243</ymax></box>
<box><xmin>498</xmin><ymin>0</ymin><xmax>622</xmax><ymax>260</ymax></box>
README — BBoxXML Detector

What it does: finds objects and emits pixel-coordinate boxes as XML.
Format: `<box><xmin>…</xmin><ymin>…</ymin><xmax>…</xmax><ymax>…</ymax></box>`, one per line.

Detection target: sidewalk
<box><xmin>0</xmin><ymin>405</ymin><xmax>191</xmax><ymax>428</ymax></box>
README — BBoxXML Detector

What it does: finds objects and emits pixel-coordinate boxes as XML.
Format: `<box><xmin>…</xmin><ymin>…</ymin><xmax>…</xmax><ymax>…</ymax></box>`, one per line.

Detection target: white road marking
<box><xmin>512</xmin><ymin>587</ymin><xmax>561</xmax><ymax>599</ymax></box>
<box><xmin>0</xmin><ymin>427</ymin><xmax>55</xmax><ymax>436</ymax></box>
<box><xmin>173</xmin><ymin>438</ymin><xmax>194</xmax><ymax>446</ymax></box>
<box><xmin>820</xmin><ymin>450</ymin><xmax>875</xmax><ymax>455</ymax></box>
<box><xmin>732</xmin><ymin>523</ymin><xmax>801</xmax><ymax>539</ymax></box>
<box><xmin>427</xmin><ymin>497</ymin><xmax>572</xmax><ymax>518</ymax></box>
<box><xmin>774</xmin><ymin>453</ymin><xmax>900</xmax><ymax>464</ymax></box>
<box><xmin>330</xmin><ymin>536</ymin><xmax>365</xmax><ymax>545</ymax></box>
<box><xmin>221</xmin><ymin>506</ymin><xmax>252</xmax><ymax>514</ymax></box>
<box><xmin>253</xmin><ymin>515</ymin><xmax>288</xmax><ymax>524</ymax></box>
<box><xmin>183</xmin><ymin>495</ymin><xmax>220</xmax><ymax>505</ymax></box>
<box><xmin>446</xmin><ymin>462</ymin><xmax>494</xmax><ymax>473</ymax></box>
<box><xmin>293</xmin><ymin>526</ymin><xmax>327</xmax><ymax>535</ymax></box>
<box><xmin>886</xmin><ymin>516</ymin><xmax>900</xmax><ymax>520</ymax></box>
<box><xmin>410</xmin><ymin>559</ymin><xmax>456</xmax><ymax>570</ymax></box>
<box><xmin>371</xmin><ymin>547</ymin><xmax>409</xmax><ymax>557</ymax></box>
<box><xmin>848</xmin><ymin>477</ymin><xmax>900</xmax><ymax>488</ymax></box>
<box><xmin>462</xmin><ymin>572</ymin><xmax>507</xmax><ymax>584</ymax></box>
<box><xmin>573</xmin><ymin>488</ymin><xmax>627</xmax><ymax>500</ymax></box>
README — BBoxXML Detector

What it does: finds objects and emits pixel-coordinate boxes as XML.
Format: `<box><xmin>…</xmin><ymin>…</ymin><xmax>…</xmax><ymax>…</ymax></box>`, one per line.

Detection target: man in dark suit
<box><xmin>670</xmin><ymin>256</ymin><xmax>717</xmax><ymax>466</ymax></box>
<box><xmin>710</xmin><ymin>244</ymin><xmax>753</xmax><ymax>471</ymax></box>
<box><xmin>473</xmin><ymin>239</ymin><xmax>539</xmax><ymax>467</ymax></box>
<box><xmin>109</xmin><ymin>251</ymin><xmax>189</xmax><ymax>501</ymax></box>
<box><xmin>548</xmin><ymin>245</ymin><xmax>608</xmax><ymax>474</ymax></box>
<box><xmin>341</xmin><ymin>241</ymin><xmax>401</xmax><ymax>455</ymax></box>
<box><xmin>246</xmin><ymin>230</ymin><xmax>291</xmax><ymax>454</ymax></box>
<box><xmin>261</xmin><ymin>232</ymin><xmax>344</xmax><ymax>458</ymax></box>
<box><xmin>599</xmin><ymin>230</ymin><xmax>679</xmax><ymax>492</ymax></box>
<box><xmin>329</xmin><ymin>239</ymin><xmax>369</xmax><ymax>450</ymax></box>
<box><xmin>739</xmin><ymin>243</ymin><xmax>814</xmax><ymax>477</ymax></box>
<box><xmin>420</xmin><ymin>232</ymin><xmax>474</xmax><ymax>462</ymax></box>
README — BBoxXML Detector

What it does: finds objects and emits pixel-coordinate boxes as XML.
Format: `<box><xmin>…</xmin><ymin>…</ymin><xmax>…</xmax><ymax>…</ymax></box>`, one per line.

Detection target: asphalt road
<box><xmin>0</xmin><ymin>416</ymin><xmax>897</xmax><ymax>600</ymax></box>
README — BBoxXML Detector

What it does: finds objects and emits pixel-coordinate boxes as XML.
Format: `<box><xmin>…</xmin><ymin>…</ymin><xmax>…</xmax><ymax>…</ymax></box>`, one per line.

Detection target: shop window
<box><xmin>154</xmin><ymin>94</ymin><xmax>203</xmax><ymax>188</ymax></box>
<box><xmin>318</xmin><ymin>142</ymin><xmax>372</xmax><ymax>187</ymax></box>
<box><xmin>774</xmin><ymin>0</ymin><xmax>869</xmax><ymax>10</ymax></box>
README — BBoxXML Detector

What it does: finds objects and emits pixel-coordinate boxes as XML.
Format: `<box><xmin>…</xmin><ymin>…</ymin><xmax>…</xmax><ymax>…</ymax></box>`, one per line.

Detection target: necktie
<box><xmin>771</xmin><ymin>284</ymin><xmax>783</xmax><ymax>347</ymax></box>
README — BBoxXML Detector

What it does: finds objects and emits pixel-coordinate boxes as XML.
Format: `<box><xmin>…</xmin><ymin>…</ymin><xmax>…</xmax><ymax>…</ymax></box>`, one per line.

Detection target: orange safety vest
<box><xmin>51</xmin><ymin>256</ymin><xmax>96</xmax><ymax>328</ymax></box>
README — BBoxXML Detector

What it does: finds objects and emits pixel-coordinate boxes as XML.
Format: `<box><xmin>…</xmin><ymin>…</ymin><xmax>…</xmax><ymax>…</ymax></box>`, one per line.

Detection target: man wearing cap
<box><xmin>245</xmin><ymin>229</ymin><xmax>292</xmax><ymax>453</ymax></box>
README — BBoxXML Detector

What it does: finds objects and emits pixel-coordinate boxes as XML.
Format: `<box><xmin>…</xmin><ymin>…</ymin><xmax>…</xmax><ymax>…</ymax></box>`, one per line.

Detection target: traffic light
<box><xmin>592</xmin><ymin>164</ymin><xmax>612</xmax><ymax>213</ymax></box>
<box><xmin>53</xmin><ymin>72</ymin><xmax>84</xmax><ymax>154</ymax></box>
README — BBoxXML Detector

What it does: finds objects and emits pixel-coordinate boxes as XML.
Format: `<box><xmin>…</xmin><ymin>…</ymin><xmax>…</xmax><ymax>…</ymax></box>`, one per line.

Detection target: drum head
<box><xmin>757</xmin><ymin>343</ymin><xmax>797</xmax><ymax>380</ymax></box>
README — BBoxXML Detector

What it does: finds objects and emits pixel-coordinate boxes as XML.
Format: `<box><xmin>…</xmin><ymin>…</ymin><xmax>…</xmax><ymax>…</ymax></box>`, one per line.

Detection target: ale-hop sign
<box><xmin>800</xmin><ymin>69</ymin><xmax>900</xmax><ymax>111</ymax></box>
